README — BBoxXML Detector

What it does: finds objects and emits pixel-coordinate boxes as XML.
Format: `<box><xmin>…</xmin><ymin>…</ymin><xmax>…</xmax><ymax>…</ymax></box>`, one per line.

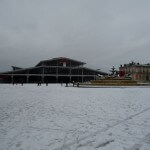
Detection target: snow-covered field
<box><xmin>0</xmin><ymin>84</ymin><xmax>150</xmax><ymax>150</ymax></box>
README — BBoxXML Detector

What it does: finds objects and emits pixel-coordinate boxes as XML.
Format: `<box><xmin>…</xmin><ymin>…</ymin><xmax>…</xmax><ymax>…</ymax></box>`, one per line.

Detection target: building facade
<box><xmin>0</xmin><ymin>57</ymin><xmax>107</xmax><ymax>83</ymax></box>
<box><xmin>119</xmin><ymin>62</ymin><xmax>150</xmax><ymax>82</ymax></box>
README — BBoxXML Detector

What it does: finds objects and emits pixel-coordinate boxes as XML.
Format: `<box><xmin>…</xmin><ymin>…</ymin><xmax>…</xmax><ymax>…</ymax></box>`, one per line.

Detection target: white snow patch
<box><xmin>0</xmin><ymin>84</ymin><xmax>150</xmax><ymax>150</ymax></box>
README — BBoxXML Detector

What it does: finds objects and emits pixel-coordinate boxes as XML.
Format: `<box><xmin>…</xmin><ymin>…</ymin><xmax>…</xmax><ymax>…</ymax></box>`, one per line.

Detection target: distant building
<box><xmin>0</xmin><ymin>57</ymin><xmax>107</xmax><ymax>83</ymax></box>
<box><xmin>119</xmin><ymin>62</ymin><xmax>150</xmax><ymax>82</ymax></box>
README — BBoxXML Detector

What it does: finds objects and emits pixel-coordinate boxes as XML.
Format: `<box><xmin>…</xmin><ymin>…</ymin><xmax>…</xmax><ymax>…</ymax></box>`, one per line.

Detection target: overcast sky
<box><xmin>0</xmin><ymin>0</ymin><xmax>150</xmax><ymax>73</ymax></box>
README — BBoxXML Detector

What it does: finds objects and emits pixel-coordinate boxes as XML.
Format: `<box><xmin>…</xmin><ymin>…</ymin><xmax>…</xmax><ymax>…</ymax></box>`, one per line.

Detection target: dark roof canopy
<box><xmin>36</xmin><ymin>57</ymin><xmax>86</xmax><ymax>67</ymax></box>
<box><xmin>0</xmin><ymin>57</ymin><xmax>108</xmax><ymax>76</ymax></box>
<box><xmin>11</xmin><ymin>66</ymin><xmax>22</xmax><ymax>71</ymax></box>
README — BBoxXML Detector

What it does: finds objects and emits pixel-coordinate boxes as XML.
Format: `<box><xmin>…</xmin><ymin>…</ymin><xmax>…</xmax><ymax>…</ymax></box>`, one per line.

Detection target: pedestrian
<box><xmin>66</xmin><ymin>82</ymin><xmax>68</xmax><ymax>87</ymax></box>
<box><xmin>21</xmin><ymin>80</ymin><xmax>23</xmax><ymax>86</ymax></box>
<box><xmin>77</xmin><ymin>82</ymin><xmax>79</xmax><ymax>87</ymax></box>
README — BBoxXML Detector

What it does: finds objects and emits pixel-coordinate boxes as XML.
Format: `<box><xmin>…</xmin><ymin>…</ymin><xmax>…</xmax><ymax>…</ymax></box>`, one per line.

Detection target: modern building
<box><xmin>119</xmin><ymin>62</ymin><xmax>150</xmax><ymax>82</ymax></box>
<box><xmin>0</xmin><ymin>57</ymin><xmax>107</xmax><ymax>83</ymax></box>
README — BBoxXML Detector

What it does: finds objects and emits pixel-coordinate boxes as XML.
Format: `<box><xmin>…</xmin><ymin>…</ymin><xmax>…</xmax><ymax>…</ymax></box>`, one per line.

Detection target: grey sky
<box><xmin>0</xmin><ymin>0</ymin><xmax>150</xmax><ymax>73</ymax></box>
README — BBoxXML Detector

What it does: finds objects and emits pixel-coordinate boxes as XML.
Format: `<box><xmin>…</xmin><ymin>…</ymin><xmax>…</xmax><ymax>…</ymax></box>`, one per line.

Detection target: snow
<box><xmin>0</xmin><ymin>84</ymin><xmax>150</xmax><ymax>150</ymax></box>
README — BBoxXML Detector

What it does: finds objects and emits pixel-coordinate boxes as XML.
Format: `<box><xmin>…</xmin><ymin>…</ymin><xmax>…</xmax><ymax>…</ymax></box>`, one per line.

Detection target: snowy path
<box><xmin>0</xmin><ymin>84</ymin><xmax>150</xmax><ymax>150</ymax></box>
<box><xmin>55</xmin><ymin>107</ymin><xmax>150</xmax><ymax>150</ymax></box>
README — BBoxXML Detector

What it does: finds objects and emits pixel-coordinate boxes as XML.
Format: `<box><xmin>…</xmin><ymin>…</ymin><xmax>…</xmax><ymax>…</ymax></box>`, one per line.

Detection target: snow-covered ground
<box><xmin>0</xmin><ymin>84</ymin><xmax>150</xmax><ymax>150</ymax></box>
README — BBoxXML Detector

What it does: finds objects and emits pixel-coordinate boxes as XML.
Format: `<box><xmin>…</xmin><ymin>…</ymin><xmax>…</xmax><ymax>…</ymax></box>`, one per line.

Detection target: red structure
<box><xmin>119</xmin><ymin>62</ymin><xmax>150</xmax><ymax>82</ymax></box>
